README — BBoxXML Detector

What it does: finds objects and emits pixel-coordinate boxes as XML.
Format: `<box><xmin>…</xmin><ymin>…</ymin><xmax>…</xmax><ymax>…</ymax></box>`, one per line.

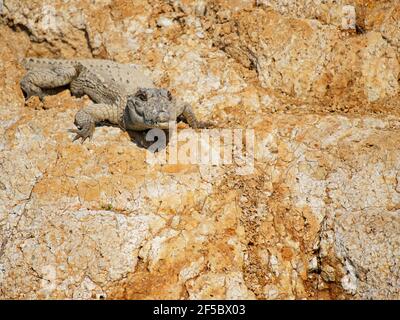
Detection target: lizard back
<box><xmin>22</xmin><ymin>58</ymin><xmax>155</xmax><ymax>94</ymax></box>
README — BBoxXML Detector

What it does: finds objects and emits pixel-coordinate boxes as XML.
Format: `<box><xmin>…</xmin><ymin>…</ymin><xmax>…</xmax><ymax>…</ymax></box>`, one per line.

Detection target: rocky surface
<box><xmin>0</xmin><ymin>0</ymin><xmax>399</xmax><ymax>299</ymax></box>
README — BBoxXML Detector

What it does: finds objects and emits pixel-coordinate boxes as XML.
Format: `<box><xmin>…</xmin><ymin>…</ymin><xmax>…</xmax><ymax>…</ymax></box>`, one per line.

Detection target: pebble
<box><xmin>157</xmin><ymin>17</ymin><xmax>174</xmax><ymax>28</ymax></box>
<box><xmin>342</xmin><ymin>5</ymin><xmax>356</xmax><ymax>30</ymax></box>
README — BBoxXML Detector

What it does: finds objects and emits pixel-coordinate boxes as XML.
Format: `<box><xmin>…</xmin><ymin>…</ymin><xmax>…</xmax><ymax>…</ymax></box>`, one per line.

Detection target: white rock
<box><xmin>342</xmin><ymin>5</ymin><xmax>356</xmax><ymax>30</ymax></box>
<box><xmin>157</xmin><ymin>17</ymin><xmax>174</xmax><ymax>28</ymax></box>
<box><xmin>194</xmin><ymin>1</ymin><xmax>207</xmax><ymax>16</ymax></box>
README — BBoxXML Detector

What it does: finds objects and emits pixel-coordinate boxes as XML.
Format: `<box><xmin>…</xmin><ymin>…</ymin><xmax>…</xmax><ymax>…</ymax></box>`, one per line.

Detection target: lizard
<box><xmin>20</xmin><ymin>58</ymin><xmax>211</xmax><ymax>143</ymax></box>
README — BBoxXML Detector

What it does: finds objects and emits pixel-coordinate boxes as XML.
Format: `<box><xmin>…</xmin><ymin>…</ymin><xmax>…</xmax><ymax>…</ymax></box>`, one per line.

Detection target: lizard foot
<box><xmin>22</xmin><ymin>88</ymin><xmax>45</xmax><ymax>102</ymax></box>
<box><xmin>193</xmin><ymin>120</ymin><xmax>217</xmax><ymax>129</ymax></box>
<box><xmin>69</xmin><ymin>109</ymin><xmax>96</xmax><ymax>143</ymax></box>
<box><xmin>20</xmin><ymin>78</ymin><xmax>45</xmax><ymax>102</ymax></box>
<box><xmin>69</xmin><ymin>122</ymin><xmax>95</xmax><ymax>143</ymax></box>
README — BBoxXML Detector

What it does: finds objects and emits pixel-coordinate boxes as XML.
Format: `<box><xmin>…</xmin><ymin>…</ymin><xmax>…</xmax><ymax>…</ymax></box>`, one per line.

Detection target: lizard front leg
<box><xmin>178</xmin><ymin>103</ymin><xmax>214</xmax><ymax>129</ymax></box>
<box><xmin>68</xmin><ymin>63</ymin><xmax>127</xmax><ymax>143</ymax></box>
<box><xmin>20</xmin><ymin>66</ymin><xmax>77</xmax><ymax>100</ymax></box>
<box><xmin>69</xmin><ymin>102</ymin><xmax>122</xmax><ymax>143</ymax></box>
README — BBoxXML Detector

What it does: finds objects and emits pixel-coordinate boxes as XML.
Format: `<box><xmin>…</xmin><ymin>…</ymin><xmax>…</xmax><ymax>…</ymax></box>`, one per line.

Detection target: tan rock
<box><xmin>211</xmin><ymin>8</ymin><xmax>400</xmax><ymax>104</ymax></box>
<box><xmin>0</xmin><ymin>0</ymin><xmax>399</xmax><ymax>300</ymax></box>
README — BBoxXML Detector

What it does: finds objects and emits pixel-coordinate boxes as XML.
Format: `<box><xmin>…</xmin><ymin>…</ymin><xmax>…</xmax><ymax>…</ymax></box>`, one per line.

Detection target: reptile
<box><xmin>20</xmin><ymin>58</ymin><xmax>211</xmax><ymax>142</ymax></box>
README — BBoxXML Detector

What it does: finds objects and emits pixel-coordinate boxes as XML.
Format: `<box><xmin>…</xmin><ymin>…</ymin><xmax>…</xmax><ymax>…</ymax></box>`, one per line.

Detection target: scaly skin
<box><xmin>67</xmin><ymin>63</ymin><xmax>128</xmax><ymax>142</ymax></box>
<box><xmin>20</xmin><ymin>58</ymin><xmax>212</xmax><ymax>143</ymax></box>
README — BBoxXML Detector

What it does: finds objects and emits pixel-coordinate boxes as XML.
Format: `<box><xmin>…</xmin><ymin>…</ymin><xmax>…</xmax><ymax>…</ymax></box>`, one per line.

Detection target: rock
<box><xmin>366</xmin><ymin>2</ymin><xmax>400</xmax><ymax>54</ymax></box>
<box><xmin>194</xmin><ymin>1</ymin><xmax>207</xmax><ymax>17</ymax></box>
<box><xmin>0</xmin><ymin>0</ymin><xmax>399</xmax><ymax>300</ymax></box>
<box><xmin>156</xmin><ymin>17</ymin><xmax>174</xmax><ymax>28</ymax></box>
<box><xmin>341</xmin><ymin>5</ymin><xmax>356</xmax><ymax>30</ymax></box>
<box><xmin>210</xmin><ymin>8</ymin><xmax>400</xmax><ymax>105</ymax></box>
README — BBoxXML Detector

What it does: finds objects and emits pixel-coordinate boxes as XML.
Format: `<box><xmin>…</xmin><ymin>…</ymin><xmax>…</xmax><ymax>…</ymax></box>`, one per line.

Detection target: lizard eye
<box><xmin>135</xmin><ymin>90</ymin><xmax>148</xmax><ymax>101</ymax></box>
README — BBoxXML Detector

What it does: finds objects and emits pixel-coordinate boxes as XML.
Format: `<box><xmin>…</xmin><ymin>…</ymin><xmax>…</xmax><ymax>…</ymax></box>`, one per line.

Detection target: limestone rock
<box><xmin>210</xmin><ymin>7</ymin><xmax>400</xmax><ymax>105</ymax></box>
<box><xmin>0</xmin><ymin>0</ymin><xmax>399</xmax><ymax>300</ymax></box>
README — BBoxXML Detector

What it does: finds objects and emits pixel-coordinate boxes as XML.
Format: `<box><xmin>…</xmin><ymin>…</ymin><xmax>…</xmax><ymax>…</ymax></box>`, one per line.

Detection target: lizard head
<box><xmin>126</xmin><ymin>88</ymin><xmax>177</xmax><ymax>129</ymax></box>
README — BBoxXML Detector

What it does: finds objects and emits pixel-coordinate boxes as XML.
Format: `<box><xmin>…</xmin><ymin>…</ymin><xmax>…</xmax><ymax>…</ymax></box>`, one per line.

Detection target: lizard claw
<box><xmin>70</xmin><ymin>110</ymin><xmax>95</xmax><ymax>143</ymax></box>
<box><xmin>196</xmin><ymin>120</ymin><xmax>217</xmax><ymax>129</ymax></box>
<box><xmin>69</xmin><ymin>123</ymin><xmax>94</xmax><ymax>143</ymax></box>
